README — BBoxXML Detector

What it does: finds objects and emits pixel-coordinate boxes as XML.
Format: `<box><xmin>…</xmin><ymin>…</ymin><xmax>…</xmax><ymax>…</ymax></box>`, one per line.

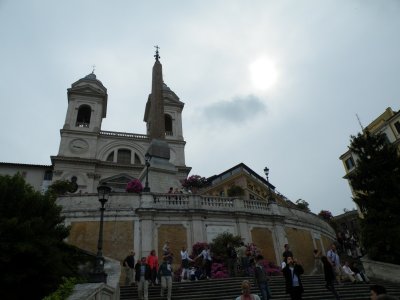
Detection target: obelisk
<box><xmin>146</xmin><ymin>46</ymin><xmax>170</xmax><ymax>159</ymax></box>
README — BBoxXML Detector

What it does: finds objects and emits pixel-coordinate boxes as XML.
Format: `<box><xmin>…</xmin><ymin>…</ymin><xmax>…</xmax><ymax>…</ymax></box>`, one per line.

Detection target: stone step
<box><xmin>120</xmin><ymin>275</ymin><xmax>400</xmax><ymax>300</ymax></box>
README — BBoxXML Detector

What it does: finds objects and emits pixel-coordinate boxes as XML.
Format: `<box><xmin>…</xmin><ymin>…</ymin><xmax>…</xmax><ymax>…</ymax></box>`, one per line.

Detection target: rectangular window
<box><xmin>345</xmin><ymin>157</ymin><xmax>355</xmax><ymax>171</ymax></box>
<box><xmin>43</xmin><ymin>170</ymin><xmax>53</xmax><ymax>180</ymax></box>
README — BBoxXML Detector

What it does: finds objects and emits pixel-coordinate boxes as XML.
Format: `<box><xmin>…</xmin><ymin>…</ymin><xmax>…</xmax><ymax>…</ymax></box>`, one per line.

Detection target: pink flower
<box><xmin>126</xmin><ymin>179</ymin><xmax>143</xmax><ymax>193</ymax></box>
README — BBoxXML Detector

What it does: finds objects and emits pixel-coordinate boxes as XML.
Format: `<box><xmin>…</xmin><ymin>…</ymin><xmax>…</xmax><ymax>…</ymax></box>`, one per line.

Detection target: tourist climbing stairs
<box><xmin>120</xmin><ymin>275</ymin><xmax>400</xmax><ymax>300</ymax></box>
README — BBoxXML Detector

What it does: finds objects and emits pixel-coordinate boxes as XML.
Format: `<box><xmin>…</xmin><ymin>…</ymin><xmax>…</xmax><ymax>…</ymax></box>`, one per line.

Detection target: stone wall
<box><xmin>58</xmin><ymin>193</ymin><xmax>336</xmax><ymax>283</ymax></box>
<box><xmin>251</xmin><ymin>227</ymin><xmax>275</xmax><ymax>263</ymax></box>
<box><xmin>68</xmin><ymin>221</ymin><xmax>134</xmax><ymax>262</ymax></box>
<box><xmin>285</xmin><ymin>227</ymin><xmax>315</xmax><ymax>273</ymax></box>
<box><xmin>157</xmin><ymin>224</ymin><xmax>187</xmax><ymax>270</ymax></box>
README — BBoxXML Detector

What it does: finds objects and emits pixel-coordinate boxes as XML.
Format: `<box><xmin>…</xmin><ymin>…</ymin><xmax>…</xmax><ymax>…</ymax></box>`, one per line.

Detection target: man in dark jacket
<box><xmin>122</xmin><ymin>250</ymin><xmax>135</xmax><ymax>285</ymax></box>
<box><xmin>254</xmin><ymin>255</ymin><xmax>271</xmax><ymax>300</ymax></box>
<box><xmin>282</xmin><ymin>256</ymin><xmax>304</xmax><ymax>300</ymax></box>
<box><xmin>135</xmin><ymin>257</ymin><xmax>151</xmax><ymax>300</ymax></box>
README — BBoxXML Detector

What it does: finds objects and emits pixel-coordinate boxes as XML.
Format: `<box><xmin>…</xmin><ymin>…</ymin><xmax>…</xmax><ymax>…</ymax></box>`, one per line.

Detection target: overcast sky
<box><xmin>1</xmin><ymin>0</ymin><xmax>399</xmax><ymax>215</ymax></box>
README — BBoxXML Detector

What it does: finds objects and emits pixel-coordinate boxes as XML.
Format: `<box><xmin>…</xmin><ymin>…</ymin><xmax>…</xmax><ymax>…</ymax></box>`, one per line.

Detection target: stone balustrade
<box><xmin>100</xmin><ymin>130</ymin><xmax>148</xmax><ymax>139</ymax></box>
<box><xmin>57</xmin><ymin>192</ymin><xmax>333</xmax><ymax>236</ymax></box>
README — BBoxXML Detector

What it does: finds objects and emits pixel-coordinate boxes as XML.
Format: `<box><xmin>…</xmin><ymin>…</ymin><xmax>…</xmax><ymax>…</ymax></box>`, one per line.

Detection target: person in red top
<box><xmin>147</xmin><ymin>249</ymin><xmax>159</xmax><ymax>286</ymax></box>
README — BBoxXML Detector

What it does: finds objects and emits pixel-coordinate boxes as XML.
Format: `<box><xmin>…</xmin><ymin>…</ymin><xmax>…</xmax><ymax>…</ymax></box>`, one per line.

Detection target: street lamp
<box><xmin>263</xmin><ymin>166</ymin><xmax>275</xmax><ymax>204</ymax></box>
<box><xmin>143</xmin><ymin>153</ymin><xmax>151</xmax><ymax>192</ymax></box>
<box><xmin>90</xmin><ymin>184</ymin><xmax>112</xmax><ymax>283</ymax></box>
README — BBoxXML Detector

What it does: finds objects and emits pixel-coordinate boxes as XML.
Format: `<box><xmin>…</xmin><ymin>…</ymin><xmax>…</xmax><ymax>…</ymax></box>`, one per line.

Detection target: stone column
<box><xmin>140</xmin><ymin>216</ymin><xmax>154</xmax><ymax>258</ymax></box>
<box><xmin>191</xmin><ymin>215</ymin><xmax>205</xmax><ymax>244</ymax></box>
<box><xmin>237</xmin><ymin>217</ymin><xmax>250</xmax><ymax>243</ymax></box>
<box><xmin>272</xmin><ymin>222</ymin><xmax>287</xmax><ymax>265</ymax></box>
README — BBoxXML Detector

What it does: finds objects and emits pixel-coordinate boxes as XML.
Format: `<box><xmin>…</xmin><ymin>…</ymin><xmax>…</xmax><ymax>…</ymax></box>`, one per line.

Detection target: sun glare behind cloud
<box><xmin>249</xmin><ymin>56</ymin><xmax>278</xmax><ymax>91</ymax></box>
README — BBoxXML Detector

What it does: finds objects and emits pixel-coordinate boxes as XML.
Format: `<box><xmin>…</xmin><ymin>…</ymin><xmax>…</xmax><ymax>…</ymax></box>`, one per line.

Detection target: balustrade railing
<box><xmin>243</xmin><ymin>199</ymin><xmax>269</xmax><ymax>210</ymax></box>
<box><xmin>100</xmin><ymin>130</ymin><xmax>148</xmax><ymax>139</ymax></box>
<box><xmin>200</xmin><ymin>196</ymin><xmax>234</xmax><ymax>208</ymax></box>
<box><xmin>151</xmin><ymin>194</ymin><xmax>267</xmax><ymax>212</ymax></box>
<box><xmin>153</xmin><ymin>193</ymin><xmax>190</xmax><ymax>207</ymax></box>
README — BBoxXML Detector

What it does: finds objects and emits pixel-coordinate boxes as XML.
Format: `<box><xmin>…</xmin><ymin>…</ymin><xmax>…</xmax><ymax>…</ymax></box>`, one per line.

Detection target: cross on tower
<box><xmin>91</xmin><ymin>65</ymin><xmax>96</xmax><ymax>74</ymax></box>
<box><xmin>154</xmin><ymin>45</ymin><xmax>160</xmax><ymax>61</ymax></box>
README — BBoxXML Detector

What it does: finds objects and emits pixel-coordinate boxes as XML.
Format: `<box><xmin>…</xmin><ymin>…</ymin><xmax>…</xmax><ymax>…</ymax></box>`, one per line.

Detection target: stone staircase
<box><xmin>120</xmin><ymin>275</ymin><xmax>400</xmax><ymax>300</ymax></box>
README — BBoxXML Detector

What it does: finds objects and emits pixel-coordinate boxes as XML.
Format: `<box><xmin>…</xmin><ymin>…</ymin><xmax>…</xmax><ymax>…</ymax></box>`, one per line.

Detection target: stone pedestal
<box><xmin>141</xmin><ymin>139</ymin><xmax>182</xmax><ymax>193</ymax></box>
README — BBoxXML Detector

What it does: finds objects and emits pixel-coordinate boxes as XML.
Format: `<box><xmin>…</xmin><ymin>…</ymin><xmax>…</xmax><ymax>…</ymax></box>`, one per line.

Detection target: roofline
<box><xmin>0</xmin><ymin>162</ymin><xmax>53</xmax><ymax>168</ymax></box>
<box><xmin>207</xmin><ymin>162</ymin><xmax>275</xmax><ymax>190</ymax></box>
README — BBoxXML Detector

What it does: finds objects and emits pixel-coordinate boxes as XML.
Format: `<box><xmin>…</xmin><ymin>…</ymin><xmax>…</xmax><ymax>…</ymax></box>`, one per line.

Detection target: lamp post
<box><xmin>263</xmin><ymin>166</ymin><xmax>275</xmax><ymax>204</ymax></box>
<box><xmin>143</xmin><ymin>153</ymin><xmax>151</xmax><ymax>192</ymax></box>
<box><xmin>90</xmin><ymin>184</ymin><xmax>112</xmax><ymax>283</ymax></box>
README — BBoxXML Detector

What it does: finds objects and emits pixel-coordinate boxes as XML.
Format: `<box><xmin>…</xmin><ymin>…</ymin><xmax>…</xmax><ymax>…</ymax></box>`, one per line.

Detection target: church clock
<box><xmin>70</xmin><ymin>139</ymin><xmax>89</xmax><ymax>154</ymax></box>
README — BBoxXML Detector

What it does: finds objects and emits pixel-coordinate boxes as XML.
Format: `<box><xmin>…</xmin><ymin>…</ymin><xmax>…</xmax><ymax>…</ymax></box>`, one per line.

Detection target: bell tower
<box><xmin>56</xmin><ymin>72</ymin><xmax>108</xmax><ymax>159</ymax></box>
<box><xmin>63</xmin><ymin>72</ymin><xmax>108</xmax><ymax>132</ymax></box>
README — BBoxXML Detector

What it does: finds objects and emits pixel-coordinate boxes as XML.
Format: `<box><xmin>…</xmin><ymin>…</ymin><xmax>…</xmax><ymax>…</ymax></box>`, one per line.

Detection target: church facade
<box><xmin>1</xmin><ymin>54</ymin><xmax>335</xmax><ymax>280</ymax></box>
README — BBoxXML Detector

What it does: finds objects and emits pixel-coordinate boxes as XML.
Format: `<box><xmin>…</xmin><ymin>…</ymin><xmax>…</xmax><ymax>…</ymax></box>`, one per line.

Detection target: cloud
<box><xmin>200</xmin><ymin>94</ymin><xmax>266</xmax><ymax>124</ymax></box>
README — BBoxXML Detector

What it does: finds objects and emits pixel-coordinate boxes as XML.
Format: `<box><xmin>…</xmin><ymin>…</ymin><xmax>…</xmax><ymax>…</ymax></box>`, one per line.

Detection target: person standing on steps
<box><xmin>327</xmin><ymin>243</ymin><xmax>343</xmax><ymax>285</ymax></box>
<box><xmin>163</xmin><ymin>240</ymin><xmax>173</xmax><ymax>264</ymax></box>
<box><xmin>158</xmin><ymin>256</ymin><xmax>173</xmax><ymax>300</ymax></box>
<box><xmin>147</xmin><ymin>249</ymin><xmax>159</xmax><ymax>286</ymax></box>
<box><xmin>122</xmin><ymin>250</ymin><xmax>135</xmax><ymax>285</ymax></box>
<box><xmin>237</xmin><ymin>242</ymin><xmax>250</xmax><ymax>276</ymax></box>
<box><xmin>282</xmin><ymin>256</ymin><xmax>304</xmax><ymax>300</ymax></box>
<box><xmin>321</xmin><ymin>255</ymin><xmax>341</xmax><ymax>300</ymax></box>
<box><xmin>180</xmin><ymin>246</ymin><xmax>193</xmax><ymax>282</ymax></box>
<box><xmin>195</xmin><ymin>244</ymin><xmax>212</xmax><ymax>279</ymax></box>
<box><xmin>135</xmin><ymin>257</ymin><xmax>151</xmax><ymax>300</ymax></box>
<box><xmin>254</xmin><ymin>254</ymin><xmax>271</xmax><ymax>300</ymax></box>
<box><xmin>235</xmin><ymin>280</ymin><xmax>261</xmax><ymax>300</ymax></box>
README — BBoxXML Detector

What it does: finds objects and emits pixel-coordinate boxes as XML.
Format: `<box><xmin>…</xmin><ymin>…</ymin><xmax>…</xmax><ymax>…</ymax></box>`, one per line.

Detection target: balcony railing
<box><xmin>152</xmin><ymin>194</ymin><xmax>261</xmax><ymax>211</ymax></box>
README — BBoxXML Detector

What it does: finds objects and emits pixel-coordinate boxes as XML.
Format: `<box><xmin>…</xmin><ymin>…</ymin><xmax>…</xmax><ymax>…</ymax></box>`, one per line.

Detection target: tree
<box><xmin>318</xmin><ymin>210</ymin><xmax>333</xmax><ymax>221</ymax></box>
<box><xmin>209</xmin><ymin>232</ymin><xmax>242</xmax><ymax>260</ymax></box>
<box><xmin>181</xmin><ymin>175</ymin><xmax>209</xmax><ymax>189</ymax></box>
<box><xmin>47</xmin><ymin>179</ymin><xmax>77</xmax><ymax>197</ymax></box>
<box><xmin>0</xmin><ymin>174</ymin><xmax>83</xmax><ymax>299</ymax></box>
<box><xmin>295</xmin><ymin>199</ymin><xmax>310</xmax><ymax>212</ymax></box>
<box><xmin>348</xmin><ymin>131</ymin><xmax>400</xmax><ymax>264</ymax></box>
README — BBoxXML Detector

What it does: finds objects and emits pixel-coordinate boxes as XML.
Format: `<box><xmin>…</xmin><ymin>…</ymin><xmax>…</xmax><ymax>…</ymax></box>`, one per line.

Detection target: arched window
<box><xmin>76</xmin><ymin>105</ymin><xmax>91</xmax><ymax>127</ymax></box>
<box><xmin>165</xmin><ymin>114</ymin><xmax>173</xmax><ymax>136</ymax></box>
<box><xmin>117</xmin><ymin>149</ymin><xmax>131</xmax><ymax>164</ymax></box>
<box><xmin>106</xmin><ymin>151</ymin><xmax>114</xmax><ymax>162</ymax></box>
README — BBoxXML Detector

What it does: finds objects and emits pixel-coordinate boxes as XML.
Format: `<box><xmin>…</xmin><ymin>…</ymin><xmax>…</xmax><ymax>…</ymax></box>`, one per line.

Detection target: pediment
<box><xmin>100</xmin><ymin>173</ymin><xmax>135</xmax><ymax>185</ymax></box>
<box><xmin>100</xmin><ymin>173</ymin><xmax>137</xmax><ymax>192</ymax></box>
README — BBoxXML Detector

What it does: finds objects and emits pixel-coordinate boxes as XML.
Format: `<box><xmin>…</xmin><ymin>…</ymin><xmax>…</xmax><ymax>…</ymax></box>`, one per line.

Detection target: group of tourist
<box><xmin>122</xmin><ymin>245</ymin><xmax>173</xmax><ymax>300</ymax></box>
<box><xmin>121</xmin><ymin>241</ymin><xmax>213</xmax><ymax>300</ymax></box>
<box><xmin>123</xmin><ymin>241</ymin><xmax>397</xmax><ymax>300</ymax></box>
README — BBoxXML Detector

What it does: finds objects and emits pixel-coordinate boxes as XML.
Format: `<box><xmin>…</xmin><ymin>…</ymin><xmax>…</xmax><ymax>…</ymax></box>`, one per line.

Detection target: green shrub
<box><xmin>43</xmin><ymin>277</ymin><xmax>79</xmax><ymax>300</ymax></box>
